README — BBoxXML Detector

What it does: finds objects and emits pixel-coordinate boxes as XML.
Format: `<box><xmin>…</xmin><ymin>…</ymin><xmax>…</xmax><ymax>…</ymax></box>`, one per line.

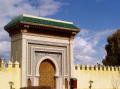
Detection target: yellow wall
<box><xmin>72</xmin><ymin>65</ymin><xmax>120</xmax><ymax>89</ymax></box>
<box><xmin>1</xmin><ymin>61</ymin><xmax>120</xmax><ymax>89</ymax></box>
<box><xmin>0</xmin><ymin>61</ymin><xmax>21</xmax><ymax>89</ymax></box>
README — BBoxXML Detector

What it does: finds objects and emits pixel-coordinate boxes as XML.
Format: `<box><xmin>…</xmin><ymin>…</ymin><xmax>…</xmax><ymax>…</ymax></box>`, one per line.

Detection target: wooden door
<box><xmin>27</xmin><ymin>79</ymin><xmax>32</xmax><ymax>87</ymax></box>
<box><xmin>39</xmin><ymin>60</ymin><xmax>56</xmax><ymax>89</ymax></box>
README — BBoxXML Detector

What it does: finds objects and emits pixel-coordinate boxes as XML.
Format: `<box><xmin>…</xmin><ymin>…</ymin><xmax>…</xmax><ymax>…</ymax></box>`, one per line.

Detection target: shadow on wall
<box><xmin>20</xmin><ymin>86</ymin><xmax>52</xmax><ymax>89</ymax></box>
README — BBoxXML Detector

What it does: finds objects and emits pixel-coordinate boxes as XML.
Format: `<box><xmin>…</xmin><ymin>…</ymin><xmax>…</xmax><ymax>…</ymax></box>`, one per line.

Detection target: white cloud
<box><xmin>74</xmin><ymin>37</ymin><xmax>96</xmax><ymax>56</ymax></box>
<box><xmin>74</xmin><ymin>29</ymin><xmax>117</xmax><ymax>65</ymax></box>
<box><xmin>0</xmin><ymin>27</ymin><xmax>10</xmax><ymax>42</ymax></box>
<box><xmin>0</xmin><ymin>0</ymin><xmax>118</xmax><ymax>65</ymax></box>
<box><xmin>75</xmin><ymin>55</ymin><xmax>97</xmax><ymax>65</ymax></box>
<box><xmin>0</xmin><ymin>0</ymin><xmax>64</xmax><ymax>25</ymax></box>
<box><xmin>0</xmin><ymin>0</ymin><xmax>64</xmax><ymax>60</ymax></box>
<box><xmin>0</xmin><ymin>41</ymin><xmax>10</xmax><ymax>60</ymax></box>
<box><xmin>38</xmin><ymin>0</ymin><xmax>63</xmax><ymax>16</ymax></box>
<box><xmin>0</xmin><ymin>26</ymin><xmax>10</xmax><ymax>60</ymax></box>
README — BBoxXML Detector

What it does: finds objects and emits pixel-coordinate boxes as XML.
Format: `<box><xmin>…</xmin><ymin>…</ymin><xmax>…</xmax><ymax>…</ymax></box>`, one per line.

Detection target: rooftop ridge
<box><xmin>16</xmin><ymin>14</ymin><xmax>73</xmax><ymax>24</ymax></box>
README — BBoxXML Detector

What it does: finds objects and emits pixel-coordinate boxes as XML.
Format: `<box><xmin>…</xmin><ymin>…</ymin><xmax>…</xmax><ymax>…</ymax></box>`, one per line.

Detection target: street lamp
<box><xmin>9</xmin><ymin>81</ymin><xmax>14</xmax><ymax>89</ymax></box>
<box><xmin>89</xmin><ymin>80</ymin><xmax>93</xmax><ymax>89</ymax></box>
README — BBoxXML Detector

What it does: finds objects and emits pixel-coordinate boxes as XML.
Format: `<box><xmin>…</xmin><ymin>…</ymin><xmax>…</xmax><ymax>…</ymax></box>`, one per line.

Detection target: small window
<box><xmin>89</xmin><ymin>67</ymin><xmax>91</xmax><ymax>70</ymax></box>
<box><xmin>98</xmin><ymin>67</ymin><xmax>100</xmax><ymax>70</ymax></box>
<box><xmin>27</xmin><ymin>78</ymin><xmax>32</xmax><ymax>87</ymax></box>
<box><xmin>75</xmin><ymin>66</ymin><xmax>78</xmax><ymax>70</ymax></box>
<box><xmin>106</xmin><ymin>67</ymin><xmax>108</xmax><ymax>71</ymax></box>
<box><xmin>118</xmin><ymin>67</ymin><xmax>119</xmax><ymax>71</ymax></box>
<box><xmin>114</xmin><ymin>67</ymin><xmax>116</xmax><ymax>71</ymax></box>
<box><xmin>65</xmin><ymin>78</ymin><xmax>68</xmax><ymax>89</ymax></box>
<box><xmin>85</xmin><ymin>66</ymin><xmax>87</xmax><ymax>70</ymax></box>
<box><xmin>110</xmin><ymin>67</ymin><xmax>112</xmax><ymax>71</ymax></box>
<box><xmin>102</xmin><ymin>67</ymin><xmax>104</xmax><ymax>70</ymax></box>
<box><xmin>80</xmin><ymin>66</ymin><xmax>82</xmax><ymax>70</ymax></box>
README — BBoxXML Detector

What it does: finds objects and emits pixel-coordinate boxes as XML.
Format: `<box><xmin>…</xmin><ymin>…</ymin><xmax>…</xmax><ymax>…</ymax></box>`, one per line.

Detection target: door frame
<box><xmin>35</xmin><ymin>56</ymin><xmax>60</xmax><ymax>89</ymax></box>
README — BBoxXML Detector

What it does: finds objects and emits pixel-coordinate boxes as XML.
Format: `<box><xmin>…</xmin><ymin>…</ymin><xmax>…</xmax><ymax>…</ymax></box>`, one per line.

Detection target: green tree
<box><xmin>102</xmin><ymin>29</ymin><xmax>120</xmax><ymax>66</ymax></box>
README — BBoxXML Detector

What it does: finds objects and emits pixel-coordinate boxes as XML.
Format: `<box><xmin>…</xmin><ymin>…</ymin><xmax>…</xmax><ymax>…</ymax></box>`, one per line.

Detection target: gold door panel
<box><xmin>39</xmin><ymin>60</ymin><xmax>56</xmax><ymax>89</ymax></box>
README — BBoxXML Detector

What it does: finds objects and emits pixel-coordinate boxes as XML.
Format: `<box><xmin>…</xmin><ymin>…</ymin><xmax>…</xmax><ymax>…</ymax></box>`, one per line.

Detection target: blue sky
<box><xmin>0</xmin><ymin>0</ymin><xmax>119</xmax><ymax>65</ymax></box>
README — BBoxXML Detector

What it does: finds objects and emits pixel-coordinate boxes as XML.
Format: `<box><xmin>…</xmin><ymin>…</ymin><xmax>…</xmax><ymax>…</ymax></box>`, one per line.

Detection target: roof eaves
<box><xmin>5</xmin><ymin>15</ymin><xmax>80</xmax><ymax>30</ymax></box>
<box><xmin>20</xmin><ymin>21</ymin><xmax>80</xmax><ymax>32</ymax></box>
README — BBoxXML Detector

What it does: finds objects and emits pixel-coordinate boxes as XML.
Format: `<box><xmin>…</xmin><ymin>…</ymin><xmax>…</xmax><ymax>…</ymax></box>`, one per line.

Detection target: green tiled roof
<box><xmin>6</xmin><ymin>14</ymin><xmax>79</xmax><ymax>30</ymax></box>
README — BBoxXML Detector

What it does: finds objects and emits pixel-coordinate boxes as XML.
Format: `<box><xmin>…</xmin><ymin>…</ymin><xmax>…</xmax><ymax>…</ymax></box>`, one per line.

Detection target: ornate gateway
<box><xmin>4</xmin><ymin>14</ymin><xmax>80</xmax><ymax>89</ymax></box>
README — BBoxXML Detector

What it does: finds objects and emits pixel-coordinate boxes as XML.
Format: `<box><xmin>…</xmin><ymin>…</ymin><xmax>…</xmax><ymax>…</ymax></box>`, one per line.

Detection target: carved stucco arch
<box><xmin>36</xmin><ymin>56</ymin><xmax>59</xmax><ymax>77</ymax></box>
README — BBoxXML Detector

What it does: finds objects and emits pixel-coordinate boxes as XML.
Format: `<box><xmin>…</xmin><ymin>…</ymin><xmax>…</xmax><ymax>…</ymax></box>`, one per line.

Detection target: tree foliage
<box><xmin>102</xmin><ymin>29</ymin><xmax>120</xmax><ymax>66</ymax></box>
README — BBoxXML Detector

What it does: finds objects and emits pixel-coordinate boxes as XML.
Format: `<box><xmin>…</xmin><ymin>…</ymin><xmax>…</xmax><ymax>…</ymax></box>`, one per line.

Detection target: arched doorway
<box><xmin>39</xmin><ymin>59</ymin><xmax>56</xmax><ymax>89</ymax></box>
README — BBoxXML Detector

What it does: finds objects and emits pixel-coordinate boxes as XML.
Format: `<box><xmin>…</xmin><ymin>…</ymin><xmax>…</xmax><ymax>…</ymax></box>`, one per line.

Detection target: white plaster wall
<box><xmin>11</xmin><ymin>32</ymin><xmax>73</xmax><ymax>89</ymax></box>
<box><xmin>11</xmin><ymin>34</ymin><xmax>22</xmax><ymax>63</ymax></box>
<box><xmin>22</xmin><ymin>33</ymin><xmax>70</xmax><ymax>44</ymax></box>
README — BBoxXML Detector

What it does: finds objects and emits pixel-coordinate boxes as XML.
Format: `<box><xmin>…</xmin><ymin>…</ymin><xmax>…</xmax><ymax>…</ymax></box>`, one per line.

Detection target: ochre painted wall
<box><xmin>0</xmin><ymin>61</ymin><xmax>21</xmax><ymax>89</ymax></box>
<box><xmin>72</xmin><ymin>65</ymin><xmax>120</xmax><ymax>89</ymax></box>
